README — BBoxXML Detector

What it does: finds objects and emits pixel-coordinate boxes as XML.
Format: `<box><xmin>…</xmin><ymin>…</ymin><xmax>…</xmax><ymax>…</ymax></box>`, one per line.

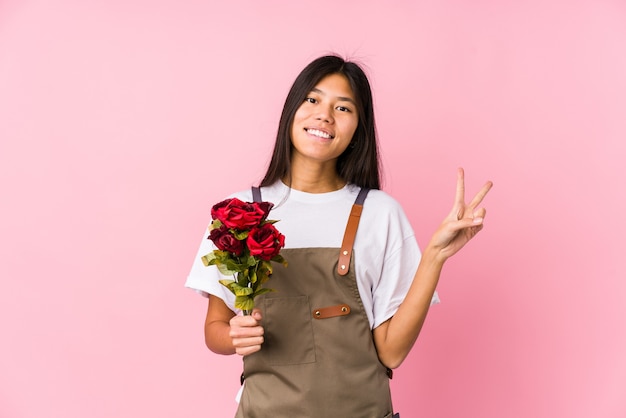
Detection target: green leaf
<box><xmin>261</xmin><ymin>260</ymin><xmax>274</xmax><ymax>275</ymax></box>
<box><xmin>232</xmin><ymin>229</ymin><xmax>249</xmax><ymax>240</ymax></box>
<box><xmin>272</xmin><ymin>255</ymin><xmax>288</xmax><ymax>267</ymax></box>
<box><xmin>210</xmin><ymin>219</ymin><xmax>223</xmax><ymax>230</ymax></box>
<box><xmin>214</xmin><ymin>249</ymin><xmax>230</xmax><ymax>257</ymax></box>
<box><xmin>235</xmin><ymin>295</ymin><xmax>255</xmax><ymax>311</ymax></box>
<box><xmin>233</xmin><ymin>285</ymin><xmax>253</xmax><ymax>297</ymax></box>
<box><xmin>245</xmin><ymin>255</ymin><xmax>257</xmax><ymax>267</ymax></box>
<box><xmin>216</xmin><ymin>263</ymin><xmax>236</xmax><ymax>276</ymax></box>
<box><xmin>255</xmin><ymin>269</ymin><xmax>269</xmax><ymax>285</ymax></box>
<box><xmin>218</xmin><ymin>279</ymin><xmax>237</xmax><ymax>294</ymax></box>
<box><xmin>225</xmin><ymin>259</ymin><xmax>246</xmax><ymax>272</ymax></box>
<box><xmin>201</xmin><ymin>252</ymin><xmax>217</xmax><ymax>266</ymax></box>
<box><xmin>219</xmin><ymin>280</ymin><xmax>253</xmax><ymax>297</ymax></box>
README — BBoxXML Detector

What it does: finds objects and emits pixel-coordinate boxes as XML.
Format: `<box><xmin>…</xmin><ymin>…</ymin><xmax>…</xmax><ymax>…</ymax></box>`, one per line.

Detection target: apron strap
<box><xmin>337</xmin><ymin>188</ymin><xmax>370</xmax><ymax>276</ymax></box>
<box><xmin>251</xmin><ymin>186</ymin><xmax>262</xmax><ymax>203</ymax></box>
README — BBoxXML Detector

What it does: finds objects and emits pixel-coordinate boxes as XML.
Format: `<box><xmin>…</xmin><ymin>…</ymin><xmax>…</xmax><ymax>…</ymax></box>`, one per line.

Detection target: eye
<box><xmin>336</xmin><ymin>106</ymin><xmax>351</xmax><ymax>113</ymax></box>
<box><xmin>304</xmin><ymin>97</ymin><xmax>317</xmax><ymax>104</ymax></box>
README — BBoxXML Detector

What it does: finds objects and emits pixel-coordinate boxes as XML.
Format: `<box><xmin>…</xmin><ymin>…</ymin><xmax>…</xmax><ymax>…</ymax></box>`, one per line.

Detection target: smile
<box><xmin>305</xmin><ymin>128</ymin><xmax>334</xmax><ymax>139</ymax></box>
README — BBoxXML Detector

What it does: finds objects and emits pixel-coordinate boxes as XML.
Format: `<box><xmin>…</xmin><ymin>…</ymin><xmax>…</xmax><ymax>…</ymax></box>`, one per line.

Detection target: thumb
<box><xmin>251</xmin><ymin>308</ymin><xmax>263</xmax><ymax>321</ymax></box>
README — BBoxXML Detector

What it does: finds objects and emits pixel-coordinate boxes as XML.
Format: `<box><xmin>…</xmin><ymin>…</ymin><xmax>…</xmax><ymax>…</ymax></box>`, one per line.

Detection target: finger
<box><xmin>251</xmin><ymin>308</ymin><xmax>263</xmax><ymax>321</ymax></box>
<box><xmin>233</xmin><ymin>336</ymin><xmax>264</xmax><ymax>356</ymax></box>
<box><xmin>448</xmin><ymin>168</ymin><xmax>466</xmax><ymax>220</ymax></box>
<box><xmin>450</xmin><ymin>218</ymin><xmax>484</xmax><ymax>241</ymax></box>
<box><xmin>230</xmin><ymin>315</ymin><xmax>259</xmax><ymax>328</ymax></box>
<box><xmin>444</xmin><ymin>212</ymin><xmax>487</xmax><ymax>233</ymax></box>
<box><xmin>472</xmin><ymin>207</ymin><xmax>487</xmax><ymax>222</ymax></box>
<box><xmin>230</xmin><ymin>309</ymin><xmax>262</xmax><ymax>326</ymax></box>
<box><xmin>233</xmin><ymin>335</ymin><xmax>264</xmax><ymax>348</ymax></box>
<box><xmin>235</xmin><ymin>342</ymin><xmax>263</xmax><ymax>357</ymax></box>
<box><xmin>236</xmin><ymin>347</ymin><xmax>261</xmax><ymax>357</ymax></box>
<box><xmin>467</xmin><ymin>180</ymin><xmax>493</xmax><ymax>211</ymax></box>
<box><xmin>450</xmin><ymin>217</ymin><xmax>484</xmax><ymax>230</ymax></box>
<box><xmin>230</xmin><ymin>324</ymin><xmax>264</xmax><ymax>338</ymax></box>
<box><xmin>454</xmin><ymin>168</ymin><xmax>466</xmax><ymax>216</ymax></box>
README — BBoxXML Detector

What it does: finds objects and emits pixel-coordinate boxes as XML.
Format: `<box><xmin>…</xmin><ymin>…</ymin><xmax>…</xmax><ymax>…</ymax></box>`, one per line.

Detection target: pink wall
<box><xmin>1</xmin><ymin>1</ymin><xmax>625</xmax><ymax>417</ymax></box>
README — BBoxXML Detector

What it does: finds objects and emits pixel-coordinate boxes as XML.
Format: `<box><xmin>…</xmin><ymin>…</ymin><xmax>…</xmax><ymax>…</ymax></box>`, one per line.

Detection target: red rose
<box><xmin>247</xmin><ymin>223</ymin><xmax>285</xmax><ymax>261</ymax></box>
<box><xmin>255</xmin><ymin>201</ymin><xmax>273</xmax><ymax>221</ymax></box>
<box><xmin>211</xmin><ymin>198</ymin><xmax>273</xmax><ymax>230</ymax></box>
<box><xmin>208</xmin><ymin>225</ymin><xmax>244</xmax><ymax>256</ymax></box>
<box><xmin>210</xmin><ymin>199</ymin><xmax>233</xmax><ymax>223</ymax></box>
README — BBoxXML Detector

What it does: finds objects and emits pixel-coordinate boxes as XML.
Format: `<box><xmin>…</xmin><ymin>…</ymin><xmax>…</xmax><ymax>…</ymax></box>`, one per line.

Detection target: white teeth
<box><xmin>307</xmin><ymin>128</ymin><xmax>332</xmax><ymax>139</ymax></box>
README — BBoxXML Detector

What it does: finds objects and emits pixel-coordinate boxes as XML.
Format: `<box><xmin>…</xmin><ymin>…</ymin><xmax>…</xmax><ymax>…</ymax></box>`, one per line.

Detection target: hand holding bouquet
<box><xmin>201</xmin><ymin>198</ymin><xmax>287</xmax><ymax>314</ymax></box>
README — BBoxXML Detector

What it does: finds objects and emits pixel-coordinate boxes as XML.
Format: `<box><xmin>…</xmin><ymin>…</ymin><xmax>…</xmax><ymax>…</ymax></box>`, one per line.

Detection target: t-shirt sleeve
<box><xmin>371</xmin><ymin>235</ymin><xmax>421</xmax><ymax>329</ymax></box>
<box><xmin>369</xmin><ymin>198</ymin><xmax>440</xmax><ymax>330</ymax></box>
<box><xmin>184</xmin><ymin>227</ymin><xmax>237</xmax><ymax>312</ymax></box>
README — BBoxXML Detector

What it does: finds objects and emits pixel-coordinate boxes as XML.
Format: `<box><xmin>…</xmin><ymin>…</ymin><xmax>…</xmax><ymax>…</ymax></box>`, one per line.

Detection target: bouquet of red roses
<box><xmin>201</xmin><ymin>198</ymin><xmax>287</xmax><ymax>314</ymax></box>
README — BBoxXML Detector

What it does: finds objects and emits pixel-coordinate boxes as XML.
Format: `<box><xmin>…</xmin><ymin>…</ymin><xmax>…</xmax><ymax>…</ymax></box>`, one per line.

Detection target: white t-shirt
<box><xmin>185</xmin><ymin>181</ymin><xmax>439</xmax><ymax>330</ymax></box>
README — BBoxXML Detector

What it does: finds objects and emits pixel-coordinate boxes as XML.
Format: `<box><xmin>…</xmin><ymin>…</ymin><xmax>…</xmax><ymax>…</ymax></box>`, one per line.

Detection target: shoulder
<box><xmin>363</xmin><ymin>188</ymin><xmax>401</xmax><ymax>205</ymax></box>
<box><xmin>359</xmin><ymin>188</ymin><xmax>416</xmax><ymax>243</ymax></box>
<box><xmin>362</xmin><ymin>188</ymin><xmax>409</xmax><ymax>218</ymax></box>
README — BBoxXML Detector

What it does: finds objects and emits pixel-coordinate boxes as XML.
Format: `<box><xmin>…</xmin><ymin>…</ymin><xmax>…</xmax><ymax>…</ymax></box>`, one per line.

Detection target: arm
<box><xmin>204</xmin><ymin>294</ymin><xmax>265</xmax><ymax>356</ymax></box>
<box><xmin>373</xmin><ymin>168</ymin><xmax>493</xmax><ymax>369</ymax></box>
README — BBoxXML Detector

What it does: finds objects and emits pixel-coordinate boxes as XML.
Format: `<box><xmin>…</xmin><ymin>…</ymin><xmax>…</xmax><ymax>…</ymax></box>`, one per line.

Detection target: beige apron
<box><xmin>235</xmin><ymin>188</ymin><xmax>397</xmax><ymax>418</ymax></box>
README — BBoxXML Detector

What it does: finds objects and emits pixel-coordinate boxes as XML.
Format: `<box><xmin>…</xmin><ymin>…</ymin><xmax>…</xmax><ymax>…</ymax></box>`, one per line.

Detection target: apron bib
<box><xmin>235</xmin><ymin>188</ymin><xmax>396</xmax><ymax>418</ymax></box>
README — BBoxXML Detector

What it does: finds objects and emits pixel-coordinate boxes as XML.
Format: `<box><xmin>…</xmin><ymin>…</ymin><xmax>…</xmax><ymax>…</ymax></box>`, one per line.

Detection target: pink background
<box><xmin>1</xmin><ymin>1</ymin><xmax>625</xmax><ymax>417</ymax></box>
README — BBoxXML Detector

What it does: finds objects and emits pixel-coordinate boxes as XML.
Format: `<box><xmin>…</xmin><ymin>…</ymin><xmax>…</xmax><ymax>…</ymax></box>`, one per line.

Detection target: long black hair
<box><xmin>259</xmin><ymin>55</ymin><xmax>381</xmax><ymax>190</ymax></box>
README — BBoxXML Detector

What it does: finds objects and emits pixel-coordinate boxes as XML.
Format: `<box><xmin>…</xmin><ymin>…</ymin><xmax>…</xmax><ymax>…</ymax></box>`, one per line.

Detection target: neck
<box><xmin>285</xmin><ymin>159</ymin><xmax>346</xmax><ymax>193</ymax></box>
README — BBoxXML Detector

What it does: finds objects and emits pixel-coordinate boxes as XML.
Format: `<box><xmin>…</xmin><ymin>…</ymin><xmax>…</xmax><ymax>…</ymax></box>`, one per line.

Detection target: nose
<box><xmin>315</xmin><ymin>105</ymin><xmax>333</xmax><ymax>123</ymax></box>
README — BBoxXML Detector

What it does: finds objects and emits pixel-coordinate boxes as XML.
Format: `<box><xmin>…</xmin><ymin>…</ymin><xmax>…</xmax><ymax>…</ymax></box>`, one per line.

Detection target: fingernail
<box><xmin>473</xmin><ymin>217</ymin><xmax>483</xmax><ymax>224</ymax></box>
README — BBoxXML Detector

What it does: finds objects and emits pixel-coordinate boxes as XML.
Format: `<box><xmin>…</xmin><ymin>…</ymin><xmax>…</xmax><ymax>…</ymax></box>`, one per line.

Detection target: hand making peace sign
<box><xmin>427</xmin><ymin>168</ymin><xmax>493</xmax><ymax>262</ymax></box>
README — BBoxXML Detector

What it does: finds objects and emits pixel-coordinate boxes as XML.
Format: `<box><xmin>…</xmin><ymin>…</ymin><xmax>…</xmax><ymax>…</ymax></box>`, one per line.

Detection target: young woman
<box><xmin>186</xmin><ymin>55</ymin><xmax>492</xmax><ymax>418</ymax></box>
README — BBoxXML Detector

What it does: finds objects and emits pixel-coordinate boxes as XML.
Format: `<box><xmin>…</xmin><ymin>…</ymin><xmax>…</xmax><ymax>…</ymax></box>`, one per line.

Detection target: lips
<box><xmin>305</xmin><ymin>128</ymin><xmax>334</xmax><ymax>139</ymax></box>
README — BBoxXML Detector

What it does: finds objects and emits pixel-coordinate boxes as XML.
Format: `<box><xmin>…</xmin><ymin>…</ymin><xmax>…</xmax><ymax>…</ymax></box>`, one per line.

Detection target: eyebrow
<box><xmin>311</xmin><ymin>87</ymin><xmax>356</xmax><ymax>105</ymax></box>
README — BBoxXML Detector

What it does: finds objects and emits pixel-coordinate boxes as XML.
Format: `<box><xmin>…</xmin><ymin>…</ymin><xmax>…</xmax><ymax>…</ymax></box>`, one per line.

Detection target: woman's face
<box><xmin>290</xmin><ymin>73</ymin><xmax>359</xmax><ymax>168</ymax></box>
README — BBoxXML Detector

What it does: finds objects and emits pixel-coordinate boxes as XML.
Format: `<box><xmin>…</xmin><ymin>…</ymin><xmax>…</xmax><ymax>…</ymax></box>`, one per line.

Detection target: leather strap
<box><xmin>337</xmin><ymin>188</ymin><xmax>370</xmax><ymax>276</ymax></box>
<box><xmin>312</xmin><ymin>303</ymin><xmax>351</xmax><ymax>319</ymax></box>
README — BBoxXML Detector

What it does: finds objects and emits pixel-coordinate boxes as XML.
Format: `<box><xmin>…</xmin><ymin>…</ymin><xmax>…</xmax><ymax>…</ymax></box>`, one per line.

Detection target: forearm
<box><xmin>205</xmin><ymin>319</ymin><xmax>236</xmax><ymax>355</ymax></box>
<box><xmin>204</xmin><ymin>296</ymin><xmax>265</xmax><ymax>356</ymax></box>
<box><xmin>204</xmin><ymin>295</ymin><xmax>237</xmax><ymax>355</ymax></box>
<box><xmin>374</xmin><ymin>245</ymin><xmax>445</xmax><ymax>369</ymax></box>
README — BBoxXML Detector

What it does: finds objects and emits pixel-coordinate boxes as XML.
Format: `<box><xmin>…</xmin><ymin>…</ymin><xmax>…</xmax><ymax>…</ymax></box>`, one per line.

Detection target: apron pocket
<box><xmin>264</xmin><ymin>296</ymin><xmax>316</xmax><ymax>365</ymax></box>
